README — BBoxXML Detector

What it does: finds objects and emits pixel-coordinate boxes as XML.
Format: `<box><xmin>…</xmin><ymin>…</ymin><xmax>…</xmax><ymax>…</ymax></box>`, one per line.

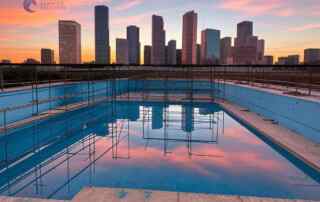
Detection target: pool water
<box><xmin>0</xmin><ymin>101</ymin><xmax>319</xmax><ymax>200</ymax></box>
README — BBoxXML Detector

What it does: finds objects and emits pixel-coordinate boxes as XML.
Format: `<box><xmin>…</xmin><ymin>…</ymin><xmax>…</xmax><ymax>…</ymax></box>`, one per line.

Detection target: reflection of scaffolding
<box><xmin>0</xmin><ymin>65</ymin><xmax>226</xmax><ymax>198</ymax></box>
<box><xmin>142</xmin><ymin>105</ymin><xmax>225</xmax><ymax>157</ymax></box>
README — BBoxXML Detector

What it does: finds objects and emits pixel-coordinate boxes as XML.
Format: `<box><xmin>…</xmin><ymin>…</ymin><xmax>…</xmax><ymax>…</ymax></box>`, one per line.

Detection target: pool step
<box><xmin>72</xmin><ymin>187</ymin><xmax>319</xmax><ymax>202</ymax></box>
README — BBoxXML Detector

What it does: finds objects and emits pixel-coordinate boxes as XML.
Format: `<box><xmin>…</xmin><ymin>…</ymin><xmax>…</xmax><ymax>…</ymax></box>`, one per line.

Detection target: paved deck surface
<box><xmin>72</xmin><ymin>187</ymin><xmax>319</xmax><ymax>202</ymax></box>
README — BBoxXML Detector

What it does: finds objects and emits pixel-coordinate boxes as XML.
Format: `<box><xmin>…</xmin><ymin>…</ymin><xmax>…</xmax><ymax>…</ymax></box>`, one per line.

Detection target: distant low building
<box><xmin>304</xmin><ymin>49</ymin><xmax>320</xmax><ymax>64</ymax></box>
<box><xmin>166</xmin><ymin>40</ymin><xmax>177</xmax><ymax>65</ymax></box>
<box><xmin>220</xmin><ymin>37</ymin><xmax>233</xmax><ymax>65</ymax></box>
<box><xmin>287</xmin><ymin>55</ymin><xmax>299</xmax><ymax>65</ymax></box>
<box><xmin>24</xmin><ymin>58</ymin><xmax>40</xmax><ymax>64</ymax></box>
<box><xmin>1</xmin><ymin>59</ymin><xmax>11</xmax><ymax>64</ymax></box>
<box><xmin>277</xmin><ymin>57</ymin><xmax>288</xmax><ymax>65</ymax></box>
<box><xmin>263</xmin><ymin>55</ymin><xmax>273</xmax><ymax>65</ymax></box>
<box><xmin>176</xmin><ymin>49</ymin><xmax>182</xmax><ymax>65</ymax></box>
<box><xmin>41</xmin><ymin>48</ymin><xmax>55</xmax><ymax>64</ymax></box>
<box><xmin>144</xmin><ymin>45</ymin><xmax>152</xmax><ymax>65</ymax></box>
<box><xmin>116</xmin><ymin>38</ymin><xmax>129</xmax><ymax>64</ymax></box>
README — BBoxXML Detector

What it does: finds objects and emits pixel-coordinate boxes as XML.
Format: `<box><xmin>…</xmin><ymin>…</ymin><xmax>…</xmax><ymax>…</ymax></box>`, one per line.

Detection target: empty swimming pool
<box><xmin>0</xmin><ymin>101</ymin><xmax>319</xmax><ymax>200</ymax></box>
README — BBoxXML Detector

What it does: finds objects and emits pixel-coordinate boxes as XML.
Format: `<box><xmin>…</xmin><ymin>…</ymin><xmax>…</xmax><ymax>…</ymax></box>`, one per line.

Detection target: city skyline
<box><xmin>1</xmin><ymin>0</ymin><xmax>320</xmax><ymax>63</ymax></box>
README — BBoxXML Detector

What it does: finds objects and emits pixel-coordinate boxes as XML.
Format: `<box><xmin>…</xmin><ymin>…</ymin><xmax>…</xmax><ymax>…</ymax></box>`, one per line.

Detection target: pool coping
<box><xmin>218</xmin><ymin>100</ymin><xmax>320</xmax><ymax>173</ymax></box>
<box><xmin>72</xmin><ymin>187</ymin><xmax>320</xmax><ymax>202</ymax></box>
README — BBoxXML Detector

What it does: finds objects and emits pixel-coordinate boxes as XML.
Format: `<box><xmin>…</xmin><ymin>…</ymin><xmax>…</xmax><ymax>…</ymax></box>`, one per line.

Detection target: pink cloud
<box><xmin>288</xmin><ymin>23</ymin><xmax>320</xmax><ymax>32</ymax></box>
<box><xmin>115</xmin><ymin>0</ymin><xmax>144</xmax><ymax>11</ymax></box>
<box><xmin>218</xmin><ymin>0</ymin><xmax>294</xmax><ymax>17</ymax></box>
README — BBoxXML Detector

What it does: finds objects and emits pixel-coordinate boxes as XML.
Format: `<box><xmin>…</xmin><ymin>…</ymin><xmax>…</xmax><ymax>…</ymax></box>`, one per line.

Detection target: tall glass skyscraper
<box><xmin>152</xmin><ymin>15</ymin><xmax>166</xmax><ymax>65</ymax></box>
<box><xmin>201</xmin><ymin>29</ymin><xmax>220</xmax><ymax>64</ymax></box>
<box><xmin>127</xmin><ymin>26</ymin><xmax>140</xmax><ymax>65</ymax></box>
<box><xmin>95</xmin><ymin>5</ymin><xmax>110</xmax><ymax>64</ymax></box>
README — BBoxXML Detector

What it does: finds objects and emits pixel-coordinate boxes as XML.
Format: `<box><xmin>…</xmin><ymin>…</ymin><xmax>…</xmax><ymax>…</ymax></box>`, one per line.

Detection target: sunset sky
<box><xmin>1</xmin><ymin>0</ymin><xmax>320</xmax><ymax>63</ymax></box>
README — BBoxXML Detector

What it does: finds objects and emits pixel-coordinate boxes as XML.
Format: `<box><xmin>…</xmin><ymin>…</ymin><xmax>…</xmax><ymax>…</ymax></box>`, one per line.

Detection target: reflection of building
<box><xmin>59</xmin><ymin>20</ymin><xmax>81</xmax><ymax>64</ymax></box>
<box><xmin>152</xmin><ymin>106</ymin><xmax>163</xmax><ymax>129</ymax></box>
<box><xmin>116</xmin><ymin>38</ymin><xmax>129</xmax><ymax>64</ymax></box>
<box><xmin>304</xmin><ymin>49</ymin><xmax>320</xmax><ymax>64</ymax></box>
<box><xmin>201</xmin><ymin>29</ymin><xmax>220</xmax><ymax>64</ymax></box>
<box><xmin>182</xmin><ymin>105</ymin><xmax>194</xmax><ymax>132</ymax></box>
<box><xmin>95</xmin><ymin>5</ymin><xmax>110</xmax><ymax>64</ymax></box>
<box><xmin>41</xmin><ymin>48</ymin><xmax>54</xmax><ymax>64</ymax></box>
<box><xmin>152</xmin><ymin>15</ymin><xmax>166</xmax><ymax>64</ymax></box>
<box><xmin>127</xmin><ymin>25</ymin><xmax>140</xmax><ymax>65</ymax></box>
<box><xmin>144</xmin><ymin>45</ymin><xmax>151</xmax><ymax>65</ymax></box>
<box><xmin>182</xmin><ymin>11</ymin><xmax>198</xmax><ymax>64</ymax></box>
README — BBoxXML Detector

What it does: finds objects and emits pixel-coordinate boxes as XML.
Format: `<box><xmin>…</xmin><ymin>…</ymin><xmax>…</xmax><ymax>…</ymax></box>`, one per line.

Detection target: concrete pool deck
<box><xmin>1</xmin><ymin>187</ymin><xmax>318</xmax><ymax>202</ymax></box>
<box><xmin>72</xmin><ymin>187</ymin><xmax>320</xmax><ymax>202</ymax></box>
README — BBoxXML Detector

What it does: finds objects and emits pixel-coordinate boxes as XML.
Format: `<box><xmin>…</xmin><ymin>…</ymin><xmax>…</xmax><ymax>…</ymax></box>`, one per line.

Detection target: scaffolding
<box><xmin>0</xmin><ymin>63</ymin><xmax>319</xmax><ymax>198</ymax></box>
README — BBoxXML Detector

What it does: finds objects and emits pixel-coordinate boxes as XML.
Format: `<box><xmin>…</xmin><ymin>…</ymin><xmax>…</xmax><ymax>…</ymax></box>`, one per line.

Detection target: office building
<box><xmin>176</xmin><ymin>49</ymin><xmax>182</xmax><ymax>65</ymax></box>
<box><xmin>116</xmin><ymin>38</ymin><xmax>129</xmax><ymax>64</ymax></box>
<box><xmin>182</xmin><ymin>11</ymin><xmax>197</xmax><ymax>64</ymax></box>
<box><xmin>59</xmin><ymin>20</ymin><xmax>81</xmax><ymax>64</ymax></box>
<box><xmin>144</xmin><ymin>45</ymin><xmax>152</xmax><ymax>65</ymax></box>
<box><xmin>304</xmin><ymin>49</ymin><xmax>320</xmax><ymax>64</ymax></box>
<box><xmin>201</xmin><ymin>29</ymin><xmax>220</xmax><ymax>64</ymax></box>
<box><xmin>287</xmin><ymin>55</ymin><xmax>300</xmax><ymax>65</ymax></box>
<box><xmin>127</xmin><ymin>25</ymin><xmax>140</xmax><ymax>64</ymax></box>
<box><xmin>41</xmin><ymin>48</ymin><xmax>54</xmax><ymax>64</ymax></box>
<box><xmin>220</xmin><ymin>37</ymin><xmax>233</xmax><ymax>65</ymax></box>
<box><xmin>166</xmin><ymin>40</ymin><xmax>177</xmax><ymax>65</ymax></box>
<box><xmin>152</xmin><ymin>15</ymin><xmax>166</xmax><ymax>64</ymax></box>
<box><xmin>263</xmin><ymin>55</ymin><xmax>274</xmax><ymax>65</ymax></box>
<box><xmin>95</xmin><ymin>5</ymin><xmax>110</xmax><ymax>64</ymax></box>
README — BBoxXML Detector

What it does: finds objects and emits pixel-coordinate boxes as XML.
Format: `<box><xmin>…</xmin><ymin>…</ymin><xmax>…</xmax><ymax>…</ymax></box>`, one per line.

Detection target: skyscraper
<box><xmin>196</xmin><ymin>44</ymin><xmax>201</xmax><ymax>65</ymax></box>
<box><xmin>152</xmin><ymin>15</ymin><xmax>166</xmax><ymax>64</ymax></box>
<box><xmin>176</xmin><ymin>49</ymin><xmax>182</xmax><ymax>65</ymax></box>
<box><xmin>220</xmin><ymin>37</ymin><xmax>233</xmax><ymax>64</ymax></box>
<box><xmin>304</xmin><ymin>49</ymin><xmax>320</xmax><ymax>64</ymax></box>
<box><xmin>116</xmin><ymin>38</ymin><xmax>129</xmax><ymax>64</ymax></box>
<box><xmin>166</xmin><ymin>40</ymin><xmax>177</xmax><ymax>65</ymax></box>
<box><xmin>236</xmin><ymin>21</ymin><xmax>253</xmax><ymax>47</ymax></box>
<box><xmin>182</xmin><ymin>11</ymin><xmax>197</xmax><ymax>64</ymax></box>
<box><xmin>95</xmin><ymin>5</ymin><xmax>110</xmax><ymax>64</ymax></box>
<box><xmin>127</xmin><ymin>25</ymin><xmax>140</xmax><ymax>64</ymax></box>
<box><xmin>234</xmin><ymin>21</ymin><xmax>258</xmax><ymax>64</ymax></box>
<box><xmin>144</xmin><ymin>45</ymin><xmax>152</xmax><ymax>65</ymax></box>
<box><xmin>59</xmin><ymin>20</ymin><xmax>81</xmax><ymax>64</ymax></box>
<box><xmin>201</xmin><ymin>29</ymin><xmax>220</xmax><ymax>64</ymax></box>
<box><xmin>41</xmin><ymin>48</ymin><xmax>54</xmax><ymax>64</ymax></box>
<box><xmin>257</xmin><ymin>39</ymin><xmax>265</xmax><ymax>62</ymax></box>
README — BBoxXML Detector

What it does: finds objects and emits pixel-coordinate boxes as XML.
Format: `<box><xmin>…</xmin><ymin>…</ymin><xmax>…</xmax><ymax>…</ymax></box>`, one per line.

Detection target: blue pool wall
<box><xmin>0</xmin><ymin>79</ymin><xmax>319</xmax><ymax>143</ymax></box>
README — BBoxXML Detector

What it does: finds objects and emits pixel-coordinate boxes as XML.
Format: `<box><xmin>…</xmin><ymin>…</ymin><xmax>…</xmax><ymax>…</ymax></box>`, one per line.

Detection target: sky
<box><xmin>0</xmin><ymin>0</ymin><xmax>320</xmax><ymax>63</ymax></box>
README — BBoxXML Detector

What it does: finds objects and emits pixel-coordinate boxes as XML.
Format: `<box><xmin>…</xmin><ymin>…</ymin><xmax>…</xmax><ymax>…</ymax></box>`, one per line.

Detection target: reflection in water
<box><xmin>0</xmin><ymin>101</ymin><xmax>319</xmax><ymax>200</ymax></box>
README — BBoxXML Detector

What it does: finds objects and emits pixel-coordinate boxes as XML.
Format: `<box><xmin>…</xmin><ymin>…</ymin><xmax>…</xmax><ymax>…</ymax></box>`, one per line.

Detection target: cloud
<box><xmin>114</xmin><ymin>0</ymin><xmax>144</xmax><ymax>11</ymax></box>
<box><xmin>218</xmin><ymin>0</ymin><xmax>294</xmax><ymax>17</ymax></box>
<box><xmin>288</xmin><ymin>23</ymin><xmax>320</xmax><ymax>32</ymax></box>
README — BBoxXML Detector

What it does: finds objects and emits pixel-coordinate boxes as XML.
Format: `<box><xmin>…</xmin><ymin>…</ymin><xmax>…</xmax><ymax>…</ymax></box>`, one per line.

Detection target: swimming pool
<box><xmin>0</xmin><ymin>101</ymin><xmax>319</xmax><ymax>200</ymax></box>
